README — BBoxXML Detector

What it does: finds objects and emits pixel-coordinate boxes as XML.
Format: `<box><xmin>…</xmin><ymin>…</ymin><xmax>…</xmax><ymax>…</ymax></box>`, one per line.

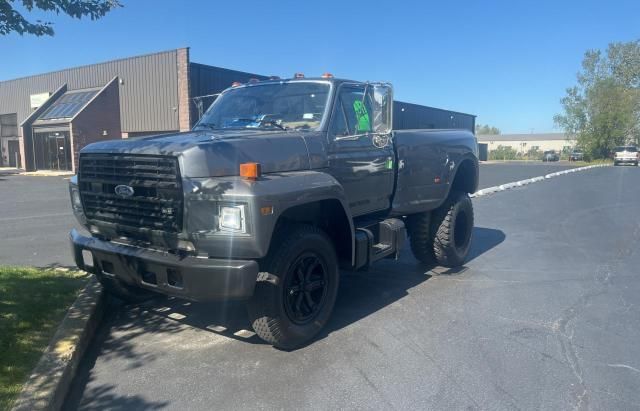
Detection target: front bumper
<box><xmin>70</xmin><ymin>229</ymin><xmax>259</xmax><ymax>301</ymax></box>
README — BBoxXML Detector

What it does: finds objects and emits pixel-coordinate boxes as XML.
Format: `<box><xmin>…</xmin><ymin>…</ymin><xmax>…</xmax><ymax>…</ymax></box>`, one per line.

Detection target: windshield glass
<box><xmin>615</xmin><ymin>146</ymin><xmax>638</xmax><ymax>152</ymax></box>
<box><xmin>196</xmin><ymin>82</ymin><xmax>330</xmax><ymax>131</ymax></box>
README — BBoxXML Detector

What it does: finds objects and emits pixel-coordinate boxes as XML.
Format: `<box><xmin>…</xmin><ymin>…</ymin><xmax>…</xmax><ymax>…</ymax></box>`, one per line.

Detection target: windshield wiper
<box><xmin>259</xmin><ymin>119</ymin><xmax>288</xmax><ymax>131</ymax></box>
<box><xmin>233</xmin><ymin>118</ymin><xmax>288</xmax><ymax>131</ymax></box>
<box><xmin>195</xmin><ymin>122</ymin><xmax>217</xmax><ymax>130</ymax></box>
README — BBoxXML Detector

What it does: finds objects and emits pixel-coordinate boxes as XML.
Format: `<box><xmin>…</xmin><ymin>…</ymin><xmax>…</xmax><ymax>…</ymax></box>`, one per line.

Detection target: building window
<box><xmin>0</xmin><ymin>113</ymin><xmax>18</xmax><ymax>137</ymax></box>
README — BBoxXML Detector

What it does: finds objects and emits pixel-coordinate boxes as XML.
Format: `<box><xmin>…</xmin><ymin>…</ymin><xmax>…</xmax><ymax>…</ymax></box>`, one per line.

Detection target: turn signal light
<box><xmin>240</xmin><ymin>162</ymin><xmax>261</xmax><ymax>180</ymax></box>
<box><xmin>322</xmin><ymin>72</ymin><xmax>334</xmax><ymax>78</ymax></box>
<box><xmin>294</xmin><ymin>73</ymin><xmax>305</xmax><ymax>79</ymax></box>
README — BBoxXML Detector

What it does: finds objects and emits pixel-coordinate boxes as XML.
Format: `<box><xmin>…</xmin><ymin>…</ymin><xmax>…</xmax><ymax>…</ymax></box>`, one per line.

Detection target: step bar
<box><xmin>353</xmin><ymin>218</ymin><xmax>406</xmax><ymax>270</ymax></box>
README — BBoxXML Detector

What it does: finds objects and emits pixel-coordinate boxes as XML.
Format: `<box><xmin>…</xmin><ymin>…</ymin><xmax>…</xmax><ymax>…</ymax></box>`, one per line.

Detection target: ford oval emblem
<box><xmin>114</xmin><ymin>185</ymin><xmax>135</xmax><ymax>197</ymax></box>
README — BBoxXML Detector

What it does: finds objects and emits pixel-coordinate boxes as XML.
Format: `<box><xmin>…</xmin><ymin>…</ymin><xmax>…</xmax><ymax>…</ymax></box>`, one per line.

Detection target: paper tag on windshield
<box><xmin>303</xmin><ymin>113</ymin><xmax>314</xmax><ymax>119</ymax></box>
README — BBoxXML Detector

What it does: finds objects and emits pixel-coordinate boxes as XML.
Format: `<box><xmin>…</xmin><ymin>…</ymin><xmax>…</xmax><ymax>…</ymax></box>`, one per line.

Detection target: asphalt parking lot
<box><xmin>61</xmin><ymin>165</ymin><xmax>640</xmax><ymax>410</ymax></box>
<box><xmin>0</xmin><ymin>173</ymin><xmax>82</xmax><ymax>268</ymax></box>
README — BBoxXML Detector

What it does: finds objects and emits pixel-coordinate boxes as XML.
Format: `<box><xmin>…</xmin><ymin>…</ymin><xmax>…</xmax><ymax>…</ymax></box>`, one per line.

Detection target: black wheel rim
<box><xmin>454</xmin><ymin>210</ymin><xmax>471</xmax><ymax>249</ymax></box>
<box><xmin>283</xmin><ymin>252</ymin><xmax>329</xmax><ymax>325</ymax></box>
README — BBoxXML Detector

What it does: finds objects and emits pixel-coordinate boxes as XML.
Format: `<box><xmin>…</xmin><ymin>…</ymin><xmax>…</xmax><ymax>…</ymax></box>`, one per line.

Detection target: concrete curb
<box><xmin>470</xmin><ymin>164</ymin><xmax>610</xmax><ymax>199</ymax></box>
<box><xmin>11</xmin><ymin>277</ymin><xmax>104</xmax><ymax>411</ymax></box>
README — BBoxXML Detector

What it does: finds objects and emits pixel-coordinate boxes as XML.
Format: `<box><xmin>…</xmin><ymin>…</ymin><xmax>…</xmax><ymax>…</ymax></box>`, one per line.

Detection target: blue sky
<box><xmin>2</xmin><ymin>0</ymin><xmax>639</xmax><ymax>133</ymax></box>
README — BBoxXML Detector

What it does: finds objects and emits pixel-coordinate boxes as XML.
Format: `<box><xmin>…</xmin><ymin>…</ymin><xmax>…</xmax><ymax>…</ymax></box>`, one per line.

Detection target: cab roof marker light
<box><xmin>321</xmin><ymin>72</ymin><xmax>334</xmax><ymax>78</ymax></box>
<box><xmin>294</xmin><ymin>73</ymin><xmax>305</xmax><ymax>79</ymax></box>
<box><xmin>269</xmin><ymin>75</ymin><xmax>281</xmax><ymax>80</ymax></box>
<box><xmin>248</xmin><ymin>78</ymin><xmax>259</xmax><ymax>83</ymax></box>
<box><xmin>231</xmin><ymin>81</ymin><xmax>242</xmax><ymax>87</ymax></box>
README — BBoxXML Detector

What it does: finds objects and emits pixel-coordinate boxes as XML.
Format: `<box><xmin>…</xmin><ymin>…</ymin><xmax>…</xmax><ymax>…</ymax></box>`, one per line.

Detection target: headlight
<box><xmin>71</xmin><ymin>188</ymin><xmax>83</xmax><ymax>211</ymax></box>
<box><xmin>219</xmin><ymin>205</ymin><xmax>246</xmax><ymax>232</ymax></box>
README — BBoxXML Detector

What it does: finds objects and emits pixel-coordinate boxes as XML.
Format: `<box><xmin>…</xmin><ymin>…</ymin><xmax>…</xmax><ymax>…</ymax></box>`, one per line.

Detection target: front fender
<box><xmin>183</xmin><ymin>171</ymin><xmax>353</xmax><ymax>260</ymax></box>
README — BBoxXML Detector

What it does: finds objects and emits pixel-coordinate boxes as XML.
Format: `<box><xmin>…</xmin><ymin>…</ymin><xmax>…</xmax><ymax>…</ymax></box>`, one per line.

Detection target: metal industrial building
<box><xmin>0</xmin><ymin>48</ymin><xmax>475</xmax><ymax>172</ymax></box>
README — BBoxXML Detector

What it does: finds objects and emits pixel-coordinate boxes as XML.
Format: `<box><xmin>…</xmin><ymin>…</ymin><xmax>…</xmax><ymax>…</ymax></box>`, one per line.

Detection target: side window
<box><xmin>331</xmin><ymin>85</ymin><xmax>373</xmax><ymax>137</ymax></box>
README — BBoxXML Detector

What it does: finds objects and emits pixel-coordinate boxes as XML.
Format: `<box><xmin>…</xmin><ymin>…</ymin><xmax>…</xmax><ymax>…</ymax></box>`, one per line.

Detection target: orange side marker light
<box><xmin>240</xmin><ymin>162</ymin><xmax>261</xmax><ymax>180</ymax></box>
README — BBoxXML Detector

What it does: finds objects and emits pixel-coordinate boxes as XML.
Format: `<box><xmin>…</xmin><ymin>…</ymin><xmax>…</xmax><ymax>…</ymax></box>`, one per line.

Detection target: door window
<box><xmin>330</xmin><ymin>85</ymin><xmax>374</xmax><ymax>137</ymax></box>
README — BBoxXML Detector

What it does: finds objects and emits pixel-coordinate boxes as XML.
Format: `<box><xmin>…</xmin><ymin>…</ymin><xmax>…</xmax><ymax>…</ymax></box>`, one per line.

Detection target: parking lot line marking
<box><xmin>233</xmin><ymin>329</ymin><xmax>256</xmax><ymax>338</ymax></box>
<box><xmin>607</xmin><ymin>364</ymin><xmax>640</xmax><ymax>374</ymax></box>
<box><xmin>471</xmin><ymin>164</ymin><xmax>610</xmax><ymax>198</ymax></box>
<box><xmin>0</xmin><ymin>212</ymin><xmax>70</xmax><ymax>222</ymax></box>
<box><xmin>206</xmin><ymin>325</ymin><xmax>227</xmax><ymax>332</ymax></box>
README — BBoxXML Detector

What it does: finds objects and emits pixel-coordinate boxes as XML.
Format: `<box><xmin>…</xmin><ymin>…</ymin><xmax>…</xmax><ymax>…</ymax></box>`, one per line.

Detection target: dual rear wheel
<box><xmin>407</xmin><ymin>191</ymin><xmax>474</xmax><ymax>267</ymax></box>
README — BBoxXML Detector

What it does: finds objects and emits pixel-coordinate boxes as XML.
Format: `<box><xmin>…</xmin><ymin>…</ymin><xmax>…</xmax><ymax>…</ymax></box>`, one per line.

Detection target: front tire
<box><xmin>431</xmin><ymin>191</ymin><xmax>474</xmax><ymax>267</ymax></box>
<box><xmin>247</xmin><ymin>224</ymin><xmax>339</xmax><ymax>349</ymax></box>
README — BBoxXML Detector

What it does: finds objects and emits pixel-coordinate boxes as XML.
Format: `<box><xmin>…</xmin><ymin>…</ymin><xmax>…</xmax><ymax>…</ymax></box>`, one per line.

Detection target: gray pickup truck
<box><xmin>69</xmin><ymin>76</ymin><xmax>478</xmax><ymax>348</ymax></box>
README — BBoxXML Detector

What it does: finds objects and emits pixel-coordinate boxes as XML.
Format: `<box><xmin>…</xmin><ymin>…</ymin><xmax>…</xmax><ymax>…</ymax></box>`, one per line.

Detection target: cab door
<box><xmin>327</xmin><ymin>83</ymin><xmax>394</xmax><ymax>217</ymax></box>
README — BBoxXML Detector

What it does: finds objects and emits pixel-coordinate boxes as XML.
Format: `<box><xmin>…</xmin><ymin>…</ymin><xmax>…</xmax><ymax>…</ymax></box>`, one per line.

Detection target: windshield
<box><xmin>196</xmin><ymin>82</ymin><xmax>330</xmax><ymax>131</ymax></box>
<box><xmin>615</xmin><ymin>146</ymin><xmax>638</xmax><ymax>152</ymax></box>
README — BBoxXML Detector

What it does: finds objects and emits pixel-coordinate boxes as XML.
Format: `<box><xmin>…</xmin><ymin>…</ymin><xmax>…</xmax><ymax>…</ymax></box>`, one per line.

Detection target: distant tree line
<box><xmin>554</xmin><ymin>40</ymin><xmax>640</xmax><ymax>158</ymax></box>
<box><xmin>488</xmin><ymin>145</ymin><xmax>545</xmax><ymax>161</ymax></box>
<box><xmin>475</xmin><ymin>124</ymin><xmax>501</xmax><ymax>135</ymax></box>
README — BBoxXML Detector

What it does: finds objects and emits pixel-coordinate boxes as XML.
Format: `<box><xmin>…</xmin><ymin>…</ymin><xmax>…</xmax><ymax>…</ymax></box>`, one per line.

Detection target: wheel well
<box><xmin>276</xmin><ymin>200</ymin><xmax>352</xmax><ymax>265</ymax></box>
<box><xmin>451</xmin><ymin>159</ymin><xmax>477</xmax><ymax>194</ymax></box>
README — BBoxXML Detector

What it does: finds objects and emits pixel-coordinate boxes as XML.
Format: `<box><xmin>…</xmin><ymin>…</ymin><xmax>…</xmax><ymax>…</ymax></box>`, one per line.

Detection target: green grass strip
<box><xmin>0</xmin><ymin>266</ymin><xmax>88</xmax><ymax>411</ymax></box>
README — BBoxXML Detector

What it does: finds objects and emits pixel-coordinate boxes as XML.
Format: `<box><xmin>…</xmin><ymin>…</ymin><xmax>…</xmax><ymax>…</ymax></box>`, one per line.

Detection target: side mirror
<box><xmin>372</xmin><ymin>84</ymin><xmax>393</xmax><ymax>134</ymax></box>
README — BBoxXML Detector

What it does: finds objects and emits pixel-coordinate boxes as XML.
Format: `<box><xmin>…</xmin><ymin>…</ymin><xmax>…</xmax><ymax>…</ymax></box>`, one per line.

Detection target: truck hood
<box><xmin>80</xmin><ymin>129</ymin><xmax>327</xmax><ymax>178</ymax></box>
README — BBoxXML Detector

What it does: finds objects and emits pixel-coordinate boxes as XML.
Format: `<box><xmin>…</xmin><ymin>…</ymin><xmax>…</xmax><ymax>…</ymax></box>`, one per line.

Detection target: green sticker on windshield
<box><xmin>353</xmin><ymin>100</ymin><xmax>371</xmax><ymax>133</ymax></box>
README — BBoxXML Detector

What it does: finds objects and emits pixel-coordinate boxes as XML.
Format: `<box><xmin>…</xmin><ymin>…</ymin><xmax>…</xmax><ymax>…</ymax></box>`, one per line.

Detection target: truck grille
<box><xmin>78</xmin><ymin>154</ymin><xmax>183</xmax><ymax>233</ymax></box>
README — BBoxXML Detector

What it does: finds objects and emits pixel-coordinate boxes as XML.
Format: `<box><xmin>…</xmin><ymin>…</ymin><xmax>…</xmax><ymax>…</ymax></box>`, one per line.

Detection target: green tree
<box><xmin>526</xmin><ymin>146</ymin><xmax>543</xmax><ymax>160</ymax></box>
<box><xmin>554</xmin><ymin>40</ymin><xmax>640</xmax><ymax>158</ymax></box>
<box><xmin>475</xmin><ymin>124</ymin><xmax>501</xmax><ymax>135</ymax></box>
<box><xmin>0</xmin><ymin>0</ymin><xmax>121</xmax><ymax>36</ymax></box>
<box><xmin>489</xmin><ymin>145</ymin><xmax>518</xmax><ymax>160</ymax></box>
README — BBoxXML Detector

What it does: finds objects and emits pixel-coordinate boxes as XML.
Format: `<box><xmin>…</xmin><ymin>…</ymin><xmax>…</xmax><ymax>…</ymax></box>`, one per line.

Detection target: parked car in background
<box><xmin>542</xmin><ymin>150</ymin><xmax>560</xmax><ymax>162</ymax></box>
<box><xmin>569</xmin><ymin>149</ymin><xmax>584</xmax><ymax>161</ymax></box>
<box><xmin>613</xmin><ymin>146</ymin><xmax>638</xmax><ymax>166</ymax></box>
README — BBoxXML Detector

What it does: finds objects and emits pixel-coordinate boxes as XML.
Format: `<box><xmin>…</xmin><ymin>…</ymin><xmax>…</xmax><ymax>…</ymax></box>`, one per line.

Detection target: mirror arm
<box><xmin>334</xmin><ymin>131</ymin><xmax>392</xmax><ymax>142</ymax></box>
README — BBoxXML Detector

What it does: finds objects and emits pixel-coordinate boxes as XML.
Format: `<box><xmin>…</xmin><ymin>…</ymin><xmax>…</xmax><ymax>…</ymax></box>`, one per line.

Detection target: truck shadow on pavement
<box><xmin>65</xmin><ymin>227</ymin><xmax>505</xmax><ymax>409</ymax></box>
<box><xmin>106</xmin><ymin>227</ymin><xmax>505</xmax><ymax>347</ymax></box>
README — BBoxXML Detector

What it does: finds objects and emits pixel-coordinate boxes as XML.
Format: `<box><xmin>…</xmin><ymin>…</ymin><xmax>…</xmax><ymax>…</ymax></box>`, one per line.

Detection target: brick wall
<box><xmin>177</xmin><ymin>48</ymin><xmax>191</xmax><ymax>132</ymax></box>
<box><xmin>69</xmin><ymin>78</ymin><xmax>121</xmax><ymax>172</ymax></box>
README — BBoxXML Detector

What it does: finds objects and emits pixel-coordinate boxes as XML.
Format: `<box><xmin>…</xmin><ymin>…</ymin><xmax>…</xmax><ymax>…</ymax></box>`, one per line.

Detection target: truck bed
<box><xmin>391</xmin><ymin>129</ymin><xmax>478</xmax><ymax>215</ymax></box>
